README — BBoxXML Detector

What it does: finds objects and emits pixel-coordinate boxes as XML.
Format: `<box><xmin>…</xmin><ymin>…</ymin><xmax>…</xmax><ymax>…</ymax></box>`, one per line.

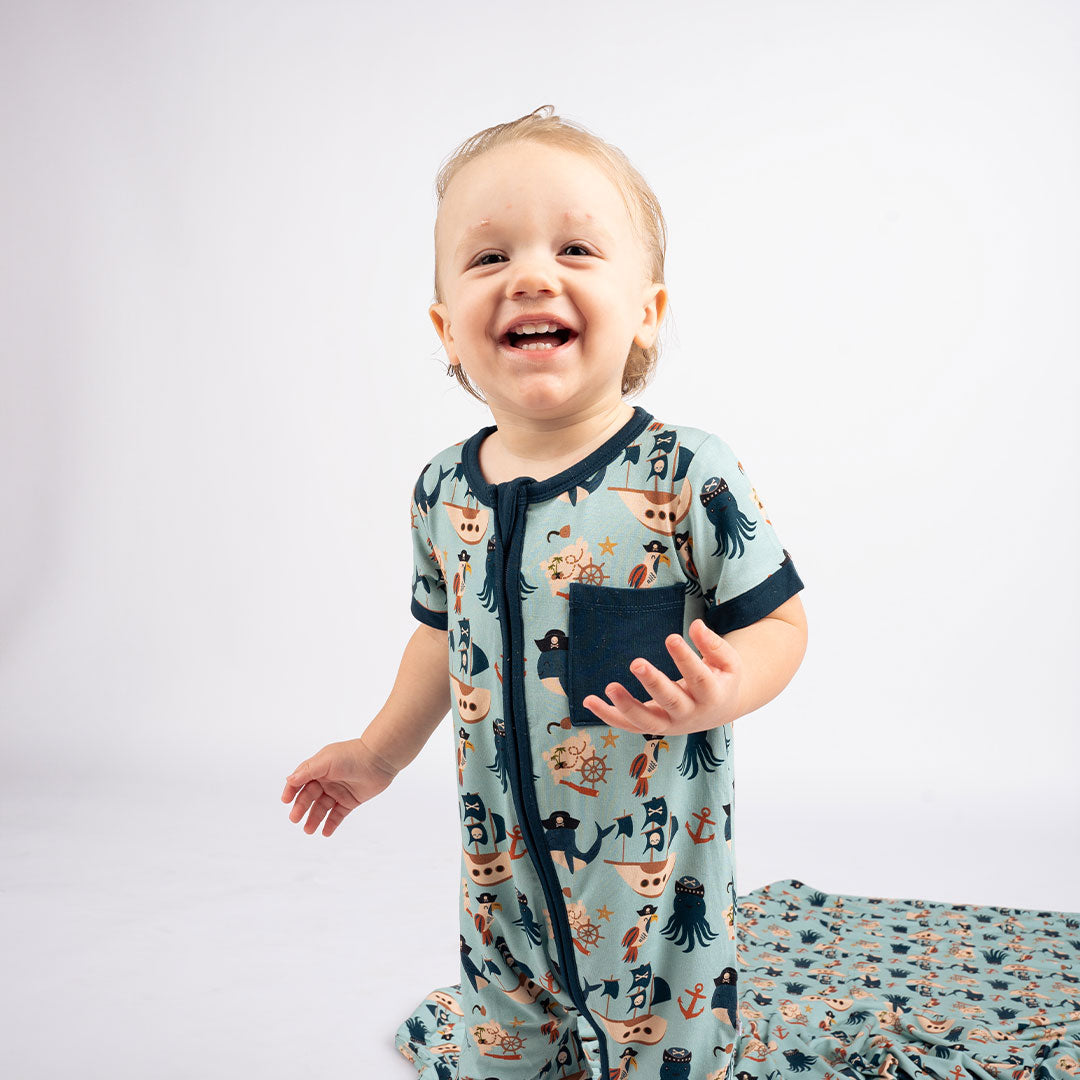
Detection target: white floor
<box><xmin>3</xmin><ymin>768</ymin><xmax>1076</xmax><ymax>1080</ymax></box>
<box><xmin>1</xmin><ymin>771</ymin><xmax>463</xmax><ymax>1079</ymax></box>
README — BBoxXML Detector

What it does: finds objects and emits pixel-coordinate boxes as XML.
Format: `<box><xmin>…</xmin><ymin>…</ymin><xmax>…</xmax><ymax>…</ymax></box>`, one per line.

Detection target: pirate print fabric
<box><xmin>402</xmin><ymin>406</ymin><xmax>804</xmax><ymax>1080</ymax></box>
<box><xmin>397</xmin><ymin>877</ymin><xmax>1080</xmax><ymax>1080</ymax></box>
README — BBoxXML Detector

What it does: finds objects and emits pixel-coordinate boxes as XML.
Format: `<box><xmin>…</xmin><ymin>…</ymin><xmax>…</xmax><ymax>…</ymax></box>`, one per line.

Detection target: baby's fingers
<box><xmin>299</xmin><ymin>791</ymin><xmax>337</xmax><ymax>835</ymax></box>
<box><xmin>321</xmin><ymin>803</ymin><xmax>349</xmax><ymax>837</ymax></box>
<box><xmin>281</xmin><ymin>752</ymin><xmax>327</xmax><ymax>803</ymax></box>
<box><xmin>280</xmin><ymin>774</ymin><xmax>308</xmax><ymax>803</ymax></box>
<box><xmin>285</xmin><ymin>780</ymin><xmax>324</xmax><ymax>825</ymax></box>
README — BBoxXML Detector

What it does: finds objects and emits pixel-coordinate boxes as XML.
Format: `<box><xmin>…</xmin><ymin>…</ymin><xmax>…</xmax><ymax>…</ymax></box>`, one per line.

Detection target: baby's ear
<box><xmin>634</xmin><ymin>282</ymin><xmax>668</xmax><ymax>348</ymax></box>
<box><xmin>429</xmin><ymin>303</ymin><xmax>458</xmax><ymax>365</ymax></box>
<box><xmin>429</xmin><ymin>302</ymin><xmax>449</xmax><ymax>338</ymax></box>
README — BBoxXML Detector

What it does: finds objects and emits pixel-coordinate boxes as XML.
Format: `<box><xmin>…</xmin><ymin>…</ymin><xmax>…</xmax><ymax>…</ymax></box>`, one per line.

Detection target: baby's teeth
<box><xmin>519</xmin><ymin>341</ymin><xmax>557</xmax><ymax>350</ymax></box>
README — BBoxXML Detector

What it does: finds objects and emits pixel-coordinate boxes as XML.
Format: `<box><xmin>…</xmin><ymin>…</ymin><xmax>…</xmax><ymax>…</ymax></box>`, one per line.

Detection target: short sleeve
<box><xmin>410</xmin><ymin>468</ymin><xmax>448</xmax><ymax>631</ymax></box>
<box><xmin>685</xmin><ymin>435</ymin><xmax>804</xmax><ymax>635</ymax></box>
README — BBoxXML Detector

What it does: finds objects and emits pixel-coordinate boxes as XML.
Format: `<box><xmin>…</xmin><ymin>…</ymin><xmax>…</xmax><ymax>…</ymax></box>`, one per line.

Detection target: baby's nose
<box><xmin>507</xmin><ymin>257</ymin><xmax>561</xmax><ymax>297</ymax></box>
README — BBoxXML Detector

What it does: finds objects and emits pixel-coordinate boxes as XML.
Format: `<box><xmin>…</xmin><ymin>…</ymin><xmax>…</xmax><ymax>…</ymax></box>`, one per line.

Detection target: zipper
<box><xmin>494</xmin><ymin>478</ymin><xmax>608</xmax><ymax>1078</ymax></box>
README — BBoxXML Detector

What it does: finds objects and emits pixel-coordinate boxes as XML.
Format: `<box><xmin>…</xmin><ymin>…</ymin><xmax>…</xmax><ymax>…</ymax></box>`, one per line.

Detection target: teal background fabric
<box><xmin>405</xmin><ymin>406</ymin><xmax>805</xmax><ymax>1079</ymax></box>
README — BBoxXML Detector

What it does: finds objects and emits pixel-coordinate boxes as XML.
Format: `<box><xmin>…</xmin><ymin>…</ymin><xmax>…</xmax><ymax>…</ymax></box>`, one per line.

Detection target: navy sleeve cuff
<box><xmin>702</xmin><ymin>551</ymin><xmax>804</xmax><ymax>636</ymax></box>
<box><xmin>411</xmin><ymin>597</ymin><xmax>448</xmax><ymax>631</ymax></box>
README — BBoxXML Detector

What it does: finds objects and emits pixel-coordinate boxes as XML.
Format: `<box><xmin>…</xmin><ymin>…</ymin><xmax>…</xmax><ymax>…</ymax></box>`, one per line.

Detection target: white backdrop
<box><xmin>1</xmin><ymin>1</ymin><xmax>1077</xmax><ymax>1076</ymax></box>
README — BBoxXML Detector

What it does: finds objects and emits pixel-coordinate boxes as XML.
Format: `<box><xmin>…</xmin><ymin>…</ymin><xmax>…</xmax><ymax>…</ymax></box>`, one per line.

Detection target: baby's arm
<box><xmin>282</xmin><ymin>622</ymin><xmax>449</xmax><ymax>835</ymax></box>
<box><xmin>361</xmin><ymin>622</ymin><xmax>451</xmax><ymax>774</ymax></box>
<box><xmin>722</xmin><ymin>594</ymin><xmax>808</xmax><ymax>721</ymax></box>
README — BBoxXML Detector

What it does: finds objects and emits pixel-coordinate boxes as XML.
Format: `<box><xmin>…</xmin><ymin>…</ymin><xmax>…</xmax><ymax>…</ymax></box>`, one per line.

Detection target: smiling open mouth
<box><xmin>499</xmin><ymin>327</ymin><xmax>578</xmax><ymax>353</ymax></box>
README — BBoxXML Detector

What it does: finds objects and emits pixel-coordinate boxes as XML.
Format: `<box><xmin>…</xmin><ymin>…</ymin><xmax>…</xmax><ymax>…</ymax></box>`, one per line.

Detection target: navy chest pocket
<box><xmin>567</xmin><ymin>582</ymin><xmax>687</xmax><ymax>727</ymax></box>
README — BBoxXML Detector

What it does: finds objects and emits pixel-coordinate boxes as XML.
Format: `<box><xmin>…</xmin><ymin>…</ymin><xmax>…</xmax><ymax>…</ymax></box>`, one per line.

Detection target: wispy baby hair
<box><xmin>431</xmin><ymin>104</ymin><xmax>669</xmax><ymax>403</ymax></box>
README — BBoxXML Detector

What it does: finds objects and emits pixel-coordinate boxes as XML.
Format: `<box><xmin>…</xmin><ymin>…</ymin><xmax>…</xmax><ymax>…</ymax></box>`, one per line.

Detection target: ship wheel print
<box><xmin>500</xmin><ymin>1032</ymin><xmax>526</xmax><ymax>1055</ymax></box>
<box><xmin>576</xmin><ymin>559</ymin><xmax>608</xmax><ymax>585</ymax></box>
<box><xmin>579</xmin><ymin>752</ymin><xmax>610</xmax><ymax>787</ymax></box>
<box><xmin>578</xmin><ymin>921</ymin><xmax>602</xmax><ymax>949</ymax></box>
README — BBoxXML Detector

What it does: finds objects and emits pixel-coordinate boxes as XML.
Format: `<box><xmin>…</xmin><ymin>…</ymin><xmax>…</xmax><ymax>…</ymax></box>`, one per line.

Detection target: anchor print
<box><xmin>685</xmin><ymin>806</ymin><xmax>717</xmax><ymax>845</ymax></box>
<box><xmin>507</xmin><ymin>823</ymin><xmax>528</xmax><ymax>860</ymax></box>
<box><xmin>678</xmin><ymin>982</ymin><xmax>706</xmax><ymax>1019</ymax></box>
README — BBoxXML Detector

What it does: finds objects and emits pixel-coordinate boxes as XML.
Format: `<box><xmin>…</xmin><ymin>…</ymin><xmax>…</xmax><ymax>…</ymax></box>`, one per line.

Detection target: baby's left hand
<box><xmin>582</xmin><ymin>618</ymin><xmax>742</xmax><ymax>735</ymax></box>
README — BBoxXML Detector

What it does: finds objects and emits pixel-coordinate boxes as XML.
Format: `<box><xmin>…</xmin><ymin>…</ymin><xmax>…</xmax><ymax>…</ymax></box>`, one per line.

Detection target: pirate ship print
<box><xmin>439</xmin><ymin>462</ymin><xmax>490</xmax><ymax>547</ymax></box>
<box><xmin>603</xmin><ymin>796</ymin><xmax>679</xmax><ymax>898</ymax></box>
<box><xmin>584</xmin><ymin>961</ymin><xmax>673</xmax><ymax>1046</ymax></box>
<box><xmin>461</xmin><ymin>791</ymin><xmax>518</xmax><ymax>887</ymax></box>
<box><xmin>449</xmin><ymin>617</ymin><xmax>492</xmax><ymax>724</ymax></box>
<box><xmin>608</xmin><ymin>426</ymin><xmax>695</xmax><ymax>536</ymax></box>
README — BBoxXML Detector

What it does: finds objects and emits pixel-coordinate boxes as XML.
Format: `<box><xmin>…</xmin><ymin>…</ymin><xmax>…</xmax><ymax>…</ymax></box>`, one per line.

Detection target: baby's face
<box><xmin>430</xmin><ymin>140</ymin><xmax>666</xmax><ymax>422</ymax></box>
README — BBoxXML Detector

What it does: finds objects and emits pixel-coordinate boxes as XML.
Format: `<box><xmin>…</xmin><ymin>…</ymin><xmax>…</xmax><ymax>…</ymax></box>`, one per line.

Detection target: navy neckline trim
<box><xmin>462</xmin><ymin>405</ymin><xmax>654</xmax><ymax>506</ymax></box>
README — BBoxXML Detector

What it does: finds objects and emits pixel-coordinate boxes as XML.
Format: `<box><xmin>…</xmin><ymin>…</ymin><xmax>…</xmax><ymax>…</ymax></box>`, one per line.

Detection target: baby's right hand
<box><xmin>280</xmin><ymin>737</ymin><xmax>398</xmax><ymax>837</ymax></box>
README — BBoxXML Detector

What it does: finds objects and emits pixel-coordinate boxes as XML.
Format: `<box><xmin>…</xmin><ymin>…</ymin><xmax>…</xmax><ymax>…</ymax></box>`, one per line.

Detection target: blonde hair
<box><xmin>431</xmin><ymin>105</ymin><xmax>669</xmax><ymax>403</ymax></box>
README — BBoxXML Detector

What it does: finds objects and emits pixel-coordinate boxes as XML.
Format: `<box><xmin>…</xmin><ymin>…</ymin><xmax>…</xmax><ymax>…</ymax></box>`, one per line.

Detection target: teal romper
<box><xmin>398</xmin><ymin>405</ymin><xmax>804</xmax><ymax>1080</ymax></box>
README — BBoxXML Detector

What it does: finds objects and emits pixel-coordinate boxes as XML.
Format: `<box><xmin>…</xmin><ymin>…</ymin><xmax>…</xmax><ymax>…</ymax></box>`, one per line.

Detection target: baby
<box><xmin>282</xmin><ymin>105</ymin><xmax>808</xmax><ymax>1080</ymax></box>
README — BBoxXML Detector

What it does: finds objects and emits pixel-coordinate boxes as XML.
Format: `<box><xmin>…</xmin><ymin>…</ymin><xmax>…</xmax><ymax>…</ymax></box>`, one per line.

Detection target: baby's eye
<box><xmin>470</xmin><ymin>244</ymin><xmax>594</xmax><ymax>268</ymax></box>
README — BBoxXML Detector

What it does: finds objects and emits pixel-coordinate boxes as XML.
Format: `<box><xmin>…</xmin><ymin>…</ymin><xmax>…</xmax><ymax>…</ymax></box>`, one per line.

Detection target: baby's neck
<box><xmin>479</xmin><ymin>401</ymin><xmax>636</xmax><ymax>485</ymax></box>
